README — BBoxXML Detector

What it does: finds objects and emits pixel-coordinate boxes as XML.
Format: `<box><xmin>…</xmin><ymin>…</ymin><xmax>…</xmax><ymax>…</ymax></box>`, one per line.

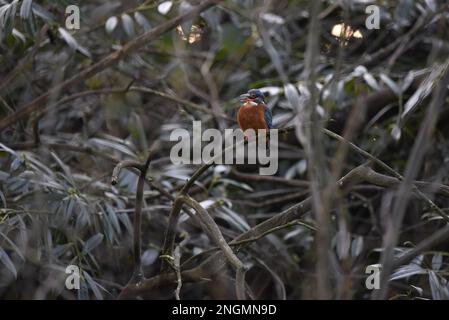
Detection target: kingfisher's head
<box><xmin>239</xmin><ymin>89</ymin><xmax>266</xmax><ymax>106</ymax></box>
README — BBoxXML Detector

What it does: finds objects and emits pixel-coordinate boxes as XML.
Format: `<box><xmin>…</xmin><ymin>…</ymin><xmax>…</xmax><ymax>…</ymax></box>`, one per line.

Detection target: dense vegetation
<box><xmin>1</xmin><ymin>0</ymin><xmax>449</xmax><ymax>300</ymax></box>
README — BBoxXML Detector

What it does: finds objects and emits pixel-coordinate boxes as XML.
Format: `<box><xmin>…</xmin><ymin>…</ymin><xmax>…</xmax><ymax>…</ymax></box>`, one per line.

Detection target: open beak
<box><xmin>239</xmin><ymin>93</ymin><xmax>258</xmax><ymax>106</ymax></box>
<box><xmin>239</xmin><ymin>93</ymin><xmax>250</xmax><ymax>102</ymax></box>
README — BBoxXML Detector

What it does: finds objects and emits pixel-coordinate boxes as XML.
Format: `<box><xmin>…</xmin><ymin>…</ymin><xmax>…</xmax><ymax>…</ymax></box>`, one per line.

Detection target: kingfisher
<box><xmin>237</xmin><ymin>89</ymin><xmax>273</xmax><ymax>141</ymax></box>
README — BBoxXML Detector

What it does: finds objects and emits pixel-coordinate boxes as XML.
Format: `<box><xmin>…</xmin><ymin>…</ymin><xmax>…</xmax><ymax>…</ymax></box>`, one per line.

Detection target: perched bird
<box><xmin>237</xmin><ymin>89</ymin><xmax>272</xmax><ymax>141</ymax></box>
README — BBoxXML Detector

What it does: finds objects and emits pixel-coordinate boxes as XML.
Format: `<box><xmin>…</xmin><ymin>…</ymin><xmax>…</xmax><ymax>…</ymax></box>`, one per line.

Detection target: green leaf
<box><xmin>0</xmin><ymin>232</ymin><xmax>24</xmax><ymax>261</ymax></box>
<box><xmin>82</xmin><ymin>233</ymin><xmax>104</xmax><ymax>255</ymax></box>
<box><xmin>58</xmin><ymin>27</ymin><xmax>91</xmax><ymax>58</ymax></box>
<box><xmin>129</xmin><ymin>112</ymin><xmax>148</xmax><ymax>152</ymax></box>
<box><xmin>77</xmin><ymin>279</ymin><xmax>89</xmax><ymax>300</ymax></box>
<box><xmin>105</xmin><ymin>203</ymin><xmax>121</xmax><ymax>235</ymax></box>
<box><xmin>83</xmin><ymin>271</ymin><xmax>103</xmax><ymax>300</ymax></box>
<box><xmin>58</xmin><ymin>27</ymin><xmax>80</xmax><ymax>50</ymax></box>
<box><xmin>178</xmin><ymin>1</ymin><xmax>193</xmax><ymax>37</ymax></box>
<box><xmin>0</xmin><ymin>246</ymin><xmax>17</xmax><ymax>278</ymax></box>
<box><xmin>105</xmin><ymin>16</ymin><xmax>118</xmax><ymax>34</ymax></box>
<box><xmin>121</xmin><ymin>14</ymin><xmax>134</xmax><ymax>37</ymax></box>
<box><xmin>390</xmin><ymin>264</ymin><xmax>425</xmax><ymax>281</ymax></box>
<box><xmin>134</xmin><ymin>12</ymin><xmax>150</xmax><ymax>32</ymax></box>
<box><xmin>0</xmin><ymin>0</ymin><xmax>19</xmax><ymax>40</ymax></box>
<box><xmin>158</xmin><ymin>1</ymin><xmax>173</xmax><ymax>15</ymax></box>
<box><xmin>24</xmin><ymin>10</ymin><xmax>36</xmax><ymax>36</ymax></box>
<box><xmin>380</xmin><ymin>73</ymin><xmax>401</xmax><ymax>96</ymax></box>
<box><xmin>432</xmin><ymin>253</ymin><xmax>443</xmax><ymax>271</ymax></box>
<box><xmin>31</xmin><ymin>2</ymin><xmax>54</xmax><ymax>22</ymax></box>
<box><xmin>428</xmin><ymin>270</ymin><xmax>442</xmax><ymax>300</ymax></box>
<box><xmin>11</xmin><ymin>28</ymin><xmax>25</xmax><ymax>44</ymax></box>
<box><xmin>19</xmin><ymin>0</ymin><xmax>32</xmax><ymax>19</ymax></box>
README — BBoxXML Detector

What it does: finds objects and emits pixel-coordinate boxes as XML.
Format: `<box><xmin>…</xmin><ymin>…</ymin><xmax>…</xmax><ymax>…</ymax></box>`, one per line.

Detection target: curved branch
<box><xmin>179</xmin><ymin>195</ymin><xmax>246</xmax><ymax>300</ymax></box>
<box><xmin>113</xmin><ymin>153</ymin><xmax>152</xmax><ymax>298</ymax></box>
<box><xmin>160</xmin><ymin>197</ymin><xmax>184</xmax><ymax>273</ymax></box>
<box><xmin>160</xmin><ymin>138</ymin><xmax>249</xmax><ymax>269</ymax></box>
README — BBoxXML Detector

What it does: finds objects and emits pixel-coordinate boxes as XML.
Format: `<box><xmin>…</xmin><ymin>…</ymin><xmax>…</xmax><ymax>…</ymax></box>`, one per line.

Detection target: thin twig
<box><xmin>181</xmin><ymin>219</ymin><xmax>316</xmax><ymax>268</ymax></box>
<box><xmin>174</xmin><ymin>246</ymin><xmax>182</xmax><ymax>300</ymax></box>
<box><xmin>322</xmin><ymin>128</ymin><xmax>449</xmax><ymax>223</ymax></box>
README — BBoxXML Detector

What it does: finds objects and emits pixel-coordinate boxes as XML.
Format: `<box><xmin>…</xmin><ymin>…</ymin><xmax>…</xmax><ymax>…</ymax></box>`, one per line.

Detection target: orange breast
<box><xmin>237</xmin><ymin>104</ymin><xmax>267</xmax><ymax>132</ymax></box>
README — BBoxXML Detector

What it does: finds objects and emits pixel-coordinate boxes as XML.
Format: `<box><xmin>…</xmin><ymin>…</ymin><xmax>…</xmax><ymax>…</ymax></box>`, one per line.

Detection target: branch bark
<box><xmin>179</xmin><ymin>195</ymin><xmax>246</xmax><ymax>300</ymax></box>
<box><xmin>112</xmin><ymin>153</ymin><xmax>153</xmax><ymax>299</ymax></box>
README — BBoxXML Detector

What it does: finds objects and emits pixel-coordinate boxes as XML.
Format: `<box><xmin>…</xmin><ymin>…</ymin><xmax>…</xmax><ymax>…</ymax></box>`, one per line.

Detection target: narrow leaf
<box><xmin>105</xmin><ymin>16</ymin><xmax>118</xmax><ymax>34</ymax></box>
<box><xmin>19</xmin><ymin>0</ymin><xmax>32</xmax><ymax>19</ymax></box>
<box><xmin>83</xmin><ymin>271</ymin><xmax>103</xmax><ymax>300</ymax></box>
<box><xmin>121</xmin><ymin>14</ymin><xmax>135</xmax><ymax>37</ymax></box>
<box><xmin>82</xmin><ymin>234</ymin><xmax>104</xmax><ymax>255</ymax></box>
<box><xmin>158</xmin><ymin>1</ymin><xmax>173</xmax><ymax>15</ymax></box>
<box><xmin>0</xmin><ymin>246</ymin><xmax>17</xmax><ymax>278</ymax></box>
<box><xmin>134</xmin><ymin>12</ymin><xmax>151</xmax><ymax>32</ymax></box>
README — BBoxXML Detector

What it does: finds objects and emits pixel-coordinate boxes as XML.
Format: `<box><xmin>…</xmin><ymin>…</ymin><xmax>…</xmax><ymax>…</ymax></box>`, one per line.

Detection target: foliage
<box><xmin>1</xmin><ymin>0</ymin><xmax>449</xmax><ymax>300</ymax></box>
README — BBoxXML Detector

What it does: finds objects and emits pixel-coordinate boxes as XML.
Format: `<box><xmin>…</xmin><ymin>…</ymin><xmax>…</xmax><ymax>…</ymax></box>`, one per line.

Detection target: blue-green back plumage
<box><xmin>264</xmin><ymin>105</ymin><xmax>273</xmax><ymax>129</ymax></box>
